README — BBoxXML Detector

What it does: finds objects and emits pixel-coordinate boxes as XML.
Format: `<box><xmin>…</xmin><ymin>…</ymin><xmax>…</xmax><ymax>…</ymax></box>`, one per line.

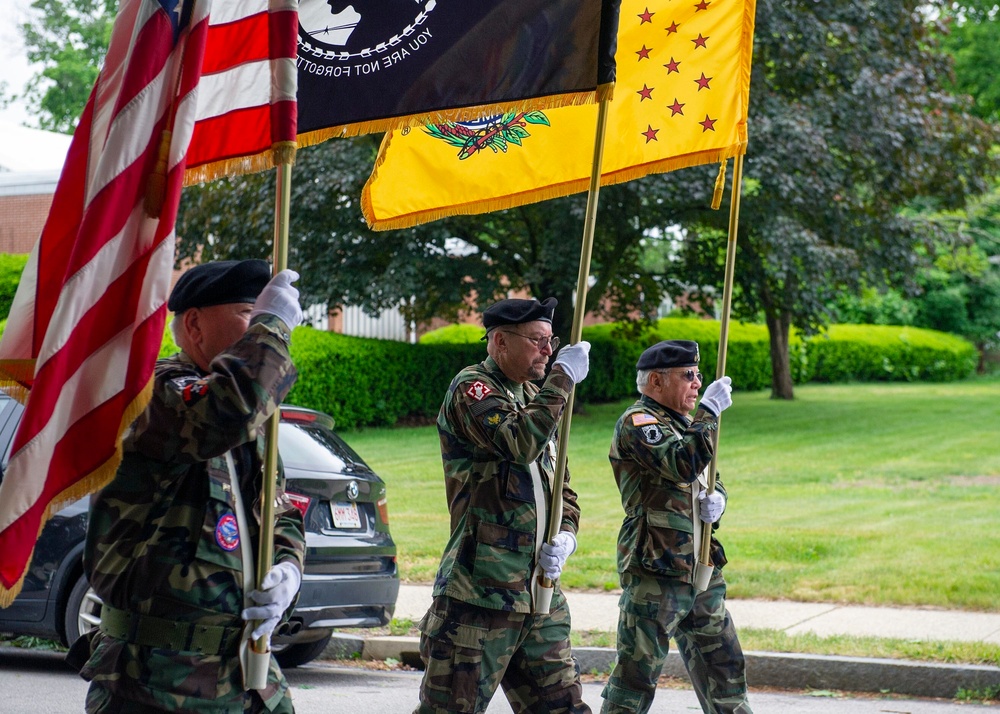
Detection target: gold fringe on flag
<box><xmin>183</xmin><ymin>141</ymin><xmax>298</xmax><ymax>187</ymax></box>
<box><xmin>299</xmin><ymin>85</ymin><xmax>614</xmax><ymax>149</ymax></box>
<box><xmin>362</xmin><ymin>139</ymin><xmax>747</xmax><ymax>232</ymax></box>
<box><xmin>0</xmin><ymin>377</ymin><xmax>153</xmax><ymax>607</ymax></box>
<box><xmin>0</xmin><ymin>360</ymin><xmax>37</xmax><ymax>405</ymax></box>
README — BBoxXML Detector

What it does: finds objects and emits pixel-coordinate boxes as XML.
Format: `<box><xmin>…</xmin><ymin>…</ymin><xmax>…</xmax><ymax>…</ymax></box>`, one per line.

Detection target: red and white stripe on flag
<box><xmin>183</xmin><ymin>0</ymin><xmax>298</xmax><ymax>186</ymax></box>
<box><xmin>0</xmin><ymin>0</ymin><xmax>209</xmax><ymax>605</ymax></box>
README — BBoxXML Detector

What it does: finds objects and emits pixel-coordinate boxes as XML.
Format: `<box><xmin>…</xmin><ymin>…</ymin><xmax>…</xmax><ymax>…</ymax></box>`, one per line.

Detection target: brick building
<box><xmin>0</xmin><ymin>121</ymin><xmax>71</xmax><ymax>255</ymax></box>
<box><xmin>0</xmin><ymin>171</ymin><xmax>59</xmax><ymax>254</ymax></box>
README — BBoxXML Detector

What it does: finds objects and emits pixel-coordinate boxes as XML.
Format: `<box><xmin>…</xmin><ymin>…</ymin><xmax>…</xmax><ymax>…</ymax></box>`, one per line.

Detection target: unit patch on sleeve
<box><xmin>640</xmin><ymin>424</ymin><xmax>664</xmax><ymax>445</ymax></box>
<box><xmin>171</xmin><ymin>376</ymin><xmax>210</xmax><ymax>404</ymax></box>
<box><xmin>631</xmin><ymin>413</ymin><xmax>659</xmax><ymax>426</ymax></box>
<box><xmin>465</xmin><ymin>380</ymin><xmax>493</xmax><ymax>401</ymax></box>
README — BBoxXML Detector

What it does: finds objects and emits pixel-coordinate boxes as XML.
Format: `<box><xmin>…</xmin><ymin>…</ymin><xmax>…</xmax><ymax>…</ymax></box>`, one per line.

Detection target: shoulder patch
<box><xmin>171</xmin><ymin>376</ymin><xmax>209</xmax><ymax>404</ymax></box>
<box><xmin>631</xmin><ymin>412</ymin><xmax>659</xmax><ymax>426</ymax></box>
<box><xmin>465</xmin><ymin>380</ymin><xmax>493</xmax><ymax>401</ymax></box>
<box><xmin>640</xmin><ymin>424</ymin><xmax>665</xmax><ymax>445</ymax></box>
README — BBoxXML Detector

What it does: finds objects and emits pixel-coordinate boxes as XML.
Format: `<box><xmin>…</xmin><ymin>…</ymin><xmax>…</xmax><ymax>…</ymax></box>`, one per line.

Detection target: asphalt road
<box><xmin>2</xmin><ymin>647</ymin><xmax>996</xmax><ymax>714</ymax></box>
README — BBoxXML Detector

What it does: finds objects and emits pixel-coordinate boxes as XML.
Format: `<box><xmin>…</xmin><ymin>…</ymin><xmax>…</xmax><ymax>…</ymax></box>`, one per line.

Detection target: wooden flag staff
<box><xmin>534</xmin><ymin>98</ymin><xmax>610</xmax><ymax>614</ymax></box>
<box><xmin>246</xmin><ymin>158</ymin><xmax>294</xmax><ymax>687</ymax></box>
<box><xmin>693</xmin><ymin>153</ymin><xmax>744</xmax><ymax>593</ymax></box>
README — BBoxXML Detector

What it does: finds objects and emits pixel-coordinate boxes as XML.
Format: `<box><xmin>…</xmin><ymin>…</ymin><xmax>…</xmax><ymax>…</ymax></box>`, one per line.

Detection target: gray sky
<box><xmin>0</xmin><ymin>0</ymin><xmax>40</xmax><ymax>127</ymax></box>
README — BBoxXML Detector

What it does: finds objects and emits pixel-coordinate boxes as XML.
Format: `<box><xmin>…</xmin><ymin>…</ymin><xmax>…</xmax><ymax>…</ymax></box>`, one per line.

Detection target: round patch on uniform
<box><xmin>215</xmin><ymin>513</ymin><xmax>240</xmax><ymax>551</ymax></box>
<box><xmin>641</xmin><ymin>424</ymin><xmax>664</xmax><ymax>444</ymax></box>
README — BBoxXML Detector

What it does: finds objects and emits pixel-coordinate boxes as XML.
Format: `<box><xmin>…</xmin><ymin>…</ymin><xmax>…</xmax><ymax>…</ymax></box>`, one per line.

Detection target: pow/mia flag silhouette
<box><xmin>296</xmin><ymin>0</ymin><xmax>620</xmax><ymax>139</ymax></box>
<box><xmin>641</xmin><ymin>424</ymin><xmax>664</xmax><ymax>445</ymax></box>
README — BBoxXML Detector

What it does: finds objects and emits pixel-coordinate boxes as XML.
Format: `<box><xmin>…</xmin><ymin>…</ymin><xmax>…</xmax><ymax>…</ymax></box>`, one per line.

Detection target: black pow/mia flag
<box><xmin>296</xmin><ymin>0</ymin><xmax>620</xmax><ymax>141</ymax></box>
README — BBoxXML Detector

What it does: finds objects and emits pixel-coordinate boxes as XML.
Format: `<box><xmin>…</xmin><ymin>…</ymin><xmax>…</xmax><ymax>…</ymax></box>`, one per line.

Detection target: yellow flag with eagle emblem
<box><xmin>362</xmin><ymin>0</ymin><xmax>756</xmax><ymax>230</ymax></box>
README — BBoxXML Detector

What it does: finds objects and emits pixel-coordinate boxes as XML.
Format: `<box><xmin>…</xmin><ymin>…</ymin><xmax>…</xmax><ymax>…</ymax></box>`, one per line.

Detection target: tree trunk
<box><xmin>764</xmin><ymin>309</ymin><xmax>795</xmax><ymax>400</ymax></box>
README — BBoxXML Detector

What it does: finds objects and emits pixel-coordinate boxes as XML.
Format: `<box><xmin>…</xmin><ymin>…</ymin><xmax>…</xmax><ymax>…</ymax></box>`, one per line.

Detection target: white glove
<box><xmin>250</xmin><ymin>269</ymin><xmax>303</xmax><ymax>329</ymax></box>
<box><xmin>699</xmin><ymin>376</ymin><xmax>733</xmax><ymax>416</ymax></box>
<box><xmin>242</xmin><ymin>561</ymin><xmax>302</xmax><ymax>640</ymax></box>
<box><xmin>552</xmin><ymin>341</ymin><xmax>591</xmax><ymax>383</ymax></box>
<box><xmin>538</xmin><ymin>531</ymin><xmax>577</xmax><ymax>580</ymax></box>
<box><xmin>698</xmin><ymin>490</ymin><xmax>726</xmax><ymax>523</ymax></box>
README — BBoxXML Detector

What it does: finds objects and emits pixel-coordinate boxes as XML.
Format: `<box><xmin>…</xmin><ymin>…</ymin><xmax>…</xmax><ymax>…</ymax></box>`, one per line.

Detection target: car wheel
<box><xmin>64</xmin><ymin>573</ymin><xmax>102</xmax><ymax>645</ymax></box>
<box><xmin>273</xmin><ymin>631</ymin><xmax>333</xmax><ymax>668</ymax></box>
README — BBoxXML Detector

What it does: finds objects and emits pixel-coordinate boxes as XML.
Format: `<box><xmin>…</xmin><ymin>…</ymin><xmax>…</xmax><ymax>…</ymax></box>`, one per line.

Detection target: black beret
<box><xmin>636</xmin><ymin>340</ymin><xmax>701</xmax><ymax>370</ymax></box>
<box><xmin>482</xmin><ymin>297</ymin><xmax>557</xmax><ymax>330</ymax></box>
<box><xmin>168</xmin><ymin>259</ymin><xmax>271</xmax><ymax>313</ymax></box>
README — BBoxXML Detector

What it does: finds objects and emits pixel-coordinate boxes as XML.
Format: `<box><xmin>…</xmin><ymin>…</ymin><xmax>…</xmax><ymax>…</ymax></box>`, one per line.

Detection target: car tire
<box><xmin>64</xmin><ymin>573</ymin><xmax>102</xmax><ymax>645</ymax></box>
<box><xmin>273</xmin><ymin>631</ymin><xmax>333</xmax><ymax>668</ymax></box>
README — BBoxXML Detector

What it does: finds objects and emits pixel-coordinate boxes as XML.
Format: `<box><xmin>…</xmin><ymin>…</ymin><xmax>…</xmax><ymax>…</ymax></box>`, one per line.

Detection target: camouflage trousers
<box><xmin>84</xmin><ymin>683</ymin><xmax>294</xmax><ymax>714</ymax></box>
<box><xmin>600</xmin><ymin>570</ymin><xmax>751</xmax><ymax>714</ymax></box>
<box><xmin>414</xmin><ymin>594</ymin><xmax>591</xmax><ymax>714</ymax></box>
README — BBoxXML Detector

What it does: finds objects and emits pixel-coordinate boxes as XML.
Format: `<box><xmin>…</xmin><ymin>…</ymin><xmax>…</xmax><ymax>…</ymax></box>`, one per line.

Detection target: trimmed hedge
<box><xmin>419</xmin><ymin>323</ymin><xmax>485</xmax><ymax>344</ymax></box>
<box><xmin>287</xmin><ymin>318</ymin><xmax>971</xmax><ymax>428</ymax></box>
<box><xmin>0</xmin><ymin>254</ymin><xmax>29</xmax><ymax>319</ymax></box>
<box><xmin>0</xmin><ymin>314</ymin><xmax>974</xmax><ymax>430</ymax></box>
<box><xmin>795</xmin><ymin>324</ymin><xmax>978</xmax><ymax>383</ymax></box>
<box><xmin>576</xmin><ymin>318</ymin><xmax>774</xmax><ymax>399</ymax></box>
<box><xmin>287</xmin><ymin>328</ymin><xmax>483</xmax><ymax>429</ymax></box>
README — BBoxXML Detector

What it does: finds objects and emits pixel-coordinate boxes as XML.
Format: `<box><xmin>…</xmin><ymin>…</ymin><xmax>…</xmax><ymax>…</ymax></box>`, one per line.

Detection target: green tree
<box><xmin>910</xmin><ymin>186</ymin><xmax>1000</xmax><ymax>365</ymax></box>
<box><xmin>938</xmin><ymin>1</ymin><xmax>1000</xmax><ymax>121</ymax></box>
<box><xmin>4</xmin><ymin>0</ymin><xmax>115</xmax><ymax>133</ymax></box>
<box><xmin>830</xmin><ymin>184</ymin><xmax>1000</xmax><ymax>369</ymax></box>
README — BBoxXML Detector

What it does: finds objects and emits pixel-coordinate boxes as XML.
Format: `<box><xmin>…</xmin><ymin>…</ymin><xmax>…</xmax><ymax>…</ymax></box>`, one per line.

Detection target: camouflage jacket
<box><xmin>610</xmin><ymin>395</ymin><xmax>729</xmax><ymax>608</ymax></box>
<box><xmin>432</xmin><ymin>356</ymin><xmax>581</xmax><ymax>613</ymax></box>
<box><xmin>81</xmin><ymin>314</ymin><xmax>304</xmax><ymax>713</ymax></box>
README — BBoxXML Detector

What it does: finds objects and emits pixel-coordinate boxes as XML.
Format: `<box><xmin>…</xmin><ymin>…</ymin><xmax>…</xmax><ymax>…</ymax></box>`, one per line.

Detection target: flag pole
<box><xmin>693</xmin><ymin>152</ymin><xmax>744</xmax><ymax>593</ymax></box>
<box><xmin>535</xmin><ymin>98</ymin><xmax>610</xmax><ymax>614</ymax></box>
<box><xmin>247</xmin><ymin>157</ymin><xmax>293</xmax><ymax>686</ymax></box>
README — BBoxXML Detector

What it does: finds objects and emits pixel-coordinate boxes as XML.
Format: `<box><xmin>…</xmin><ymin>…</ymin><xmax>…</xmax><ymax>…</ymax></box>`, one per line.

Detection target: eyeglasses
<box><xmin>503</xmin><ymin>331</ymin><xmax>560</xmax><ymax>351</ymax></box>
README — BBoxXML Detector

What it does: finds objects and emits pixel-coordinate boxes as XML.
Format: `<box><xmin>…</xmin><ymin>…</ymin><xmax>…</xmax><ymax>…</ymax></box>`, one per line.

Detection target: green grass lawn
<box><xmin>344</xmin><ymin>377</ymin><xmax>1000</xmax><ymax>610</ymax></box>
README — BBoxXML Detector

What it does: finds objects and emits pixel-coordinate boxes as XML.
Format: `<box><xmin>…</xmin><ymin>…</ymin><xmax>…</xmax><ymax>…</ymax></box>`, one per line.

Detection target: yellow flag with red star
<box><xmin>362</xmin><ymin>0</ymin><xmax>756</xmax><ymax>230</ymax></box>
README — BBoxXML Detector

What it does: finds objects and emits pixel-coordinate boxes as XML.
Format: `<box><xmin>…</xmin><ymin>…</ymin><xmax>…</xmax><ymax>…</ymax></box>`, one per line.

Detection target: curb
<box><xmin>323</xmin><ymin>635</ymin><xmax>1000</xmax><ymax>700</ymax></box>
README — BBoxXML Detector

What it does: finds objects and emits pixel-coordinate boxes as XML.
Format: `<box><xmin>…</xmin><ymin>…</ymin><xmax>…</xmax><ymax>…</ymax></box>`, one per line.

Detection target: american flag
<box><xmin>0</xmin><ymin>0</ymin><xmax>298</xmax><ymax>604</ymax></box>
<box><xmin>184</xmin><ymin>0</ymin><xmax>298</xmax><ymax>186</ymax></box>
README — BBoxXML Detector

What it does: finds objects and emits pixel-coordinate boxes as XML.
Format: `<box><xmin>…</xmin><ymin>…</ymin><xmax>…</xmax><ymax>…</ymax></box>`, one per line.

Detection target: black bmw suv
<box><xmin>0</xmin><ymin>395</ymin><xmax>398</xmax><ymax>667</ymax></box>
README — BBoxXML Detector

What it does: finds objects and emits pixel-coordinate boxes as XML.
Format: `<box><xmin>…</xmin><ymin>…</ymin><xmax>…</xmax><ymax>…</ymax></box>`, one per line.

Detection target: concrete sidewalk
<box><xmin>328</xmin><ymin>584</ymin><xmax>1000</xmax><ymax>700</ymax></box>
<box><xmin>394</xmin><ymin>585</ymin><xmax>1000</xmax><ymax>645</ymax></box>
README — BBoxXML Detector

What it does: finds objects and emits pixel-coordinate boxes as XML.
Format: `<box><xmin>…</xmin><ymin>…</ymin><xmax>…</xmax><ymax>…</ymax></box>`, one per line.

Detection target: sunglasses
<box><xmin>671</xmin><ymin>369</ymin><xmax>704</xmax><ymax>383</ymax></box>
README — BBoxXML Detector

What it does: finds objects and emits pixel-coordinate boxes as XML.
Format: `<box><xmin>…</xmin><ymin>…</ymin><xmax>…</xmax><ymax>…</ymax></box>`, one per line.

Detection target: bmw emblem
<box><xmin>346</xmin><ymin>480</ymin><xmax>359</xmax><ymax>501</ymax></box>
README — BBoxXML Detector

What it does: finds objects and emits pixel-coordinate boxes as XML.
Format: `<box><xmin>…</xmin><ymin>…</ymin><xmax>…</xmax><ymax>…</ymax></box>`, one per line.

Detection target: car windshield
<box><xmin>278</xmin><ymin>423</ymin><xmax>365</xmax><ymax>472</ymax></box>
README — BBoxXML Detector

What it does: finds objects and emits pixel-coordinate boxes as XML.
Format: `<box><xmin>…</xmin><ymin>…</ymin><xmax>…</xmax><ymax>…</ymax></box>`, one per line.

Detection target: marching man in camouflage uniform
<box><xmin>600</xmin><ymin>340</ymin><xmax>752</xmax><ymax>714</ymax></box>
<box><xmin>78</xmin><ymin>260</ymin><xmax>305</xmax><ymax>714</ymax></box>
<box><xmin>415</xmin><ymin>297</ymin><xmax>593</xmax><ymax>714</ymax></box>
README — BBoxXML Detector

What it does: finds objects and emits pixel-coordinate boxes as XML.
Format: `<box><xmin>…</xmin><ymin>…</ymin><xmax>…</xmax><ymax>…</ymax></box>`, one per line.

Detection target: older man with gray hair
<box><xmin>601</xmin><ymin>339</ymin><xmax>751</xmax><ymax>714</ymax></box>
